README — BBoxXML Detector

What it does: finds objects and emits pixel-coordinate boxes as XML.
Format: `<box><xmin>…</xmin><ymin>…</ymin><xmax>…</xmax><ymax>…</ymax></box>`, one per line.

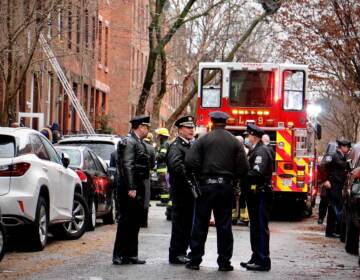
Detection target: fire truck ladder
<box><xmin>39</xmin><ymin>33</ymin><xmax>95</xmax><ymax>134</ymax></box>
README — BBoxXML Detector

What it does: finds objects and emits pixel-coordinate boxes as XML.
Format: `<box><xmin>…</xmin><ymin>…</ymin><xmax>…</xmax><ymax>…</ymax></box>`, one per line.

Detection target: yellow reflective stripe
<box><xmin>160</xmin><ymin>194</ymin><xmax>170</xmax><ymax>199</ymax></box>
<box><xmin>160</xmin><ymin>148</ymin><xmax>167</xmax><ymax>153</ymax></box>
<box><xmin>157</xmin><ymin>167</ymin><xmax>167</xmax><ymax>173</ymax></box>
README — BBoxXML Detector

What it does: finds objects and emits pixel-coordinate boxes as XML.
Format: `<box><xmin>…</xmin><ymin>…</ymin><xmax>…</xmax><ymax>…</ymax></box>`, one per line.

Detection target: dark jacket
<box><xmin>185</xmin><ymin>128</ymin><xmax>249</xmax><ymax>180</ymax></box>
<box><xmin>120</xmin><ymin>131</ymin><xmax>150</xmax><ymax>191</ymax></box>
<box><xmin>156</xmin><ymin>141</ymin><xmax>170</xmax><ymax>171</ymax></box>
<box><xmin>246</xmin><ymin>141</ymin><xmax>273</xmax><ymax>188</ymax></box>
<box><xmin>319</xmin><ymin>150</ymin><xmax>350</xmax><ymax>187</ymax></box>
<box><xmin>166</xmin><ymin>136</ymin><xmax>192</xmax><ymax>196</ymax></box>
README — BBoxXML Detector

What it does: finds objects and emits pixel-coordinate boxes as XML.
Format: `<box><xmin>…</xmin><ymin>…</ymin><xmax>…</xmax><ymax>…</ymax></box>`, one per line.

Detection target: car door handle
<box><xmin>42</xmin><ymin>166</ymin><xmax>48</xmax><ymax>172</ymax></box>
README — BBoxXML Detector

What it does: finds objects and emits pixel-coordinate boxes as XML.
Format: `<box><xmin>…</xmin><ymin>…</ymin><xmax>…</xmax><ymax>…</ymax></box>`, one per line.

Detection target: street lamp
<box><xmin>307</xmin><ymin>104</ymin><xmax>322</xmax><ymax>118</ymax></box>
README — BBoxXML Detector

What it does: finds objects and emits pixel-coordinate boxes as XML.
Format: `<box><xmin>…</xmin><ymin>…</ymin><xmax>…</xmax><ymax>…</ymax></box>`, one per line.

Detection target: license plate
<box><xmin>282</xmin><ymin>178</ymin><xmax>292</xmax><ymax>187</ymax></box>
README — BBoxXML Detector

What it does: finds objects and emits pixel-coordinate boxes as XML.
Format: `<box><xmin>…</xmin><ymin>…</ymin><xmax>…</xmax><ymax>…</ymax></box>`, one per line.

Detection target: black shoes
<box><xmin>169</xmin><ymin>255</ymin><xmax>190</xmax><ymax>264</ymax></box>
<box><xmin>240</xmin><ymin>259</ymin><xmax>255</xmax><ymax>268</ymax></box>
<box><xmin>185</xmin><ymin>263</ymin><xmax>200</xmax><ymax>270</ymax></box>
<box><xmin>112</xmin><ymin>257</ymin><xmax>146</xmax><ymax>265</ymax></box>
<box><xmin>244</xmin><ymin>263</ymin><xmax>271</xmax><ymax>271</ymax></box>
<box><xmin>218</xmin><ymin>265</ymin><xmax>234</xmax><ymax>271</ymax></box>
<box><xmin>325</xmin><ymin>233</ymin><xmax>340</xmax><ymax>238</ymax></box>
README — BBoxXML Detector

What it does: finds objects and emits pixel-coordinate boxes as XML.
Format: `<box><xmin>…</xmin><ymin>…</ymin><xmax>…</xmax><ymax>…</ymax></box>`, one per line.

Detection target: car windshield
<box><xmin>229</xmin><ymin>70</ymin><xmax>273</xmax><ymax>107</ymax></box>
<box><xmin>59</xmin><ymin>141</ymin><xmax>114</xmax><ymax>161</ymax></box>
<box><xmin>0</xmin><ymin>135</ymin><xmax>16</xmax><ymax>158</ymax></box>
<box><xmin>56</xmin><ymin>148</ymin><xmax>82</xmax><ymax>167</ymax></box>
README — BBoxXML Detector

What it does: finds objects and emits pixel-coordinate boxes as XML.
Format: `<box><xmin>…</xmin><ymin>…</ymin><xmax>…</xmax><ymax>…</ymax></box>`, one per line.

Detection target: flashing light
<box><xmin>227</xmin><ymin>118</ymin><xmax>236</xmax><ymax>125</ymax></box>
<box><xmin>287</xmin><ymin>121</ymin><xmax>294</xmax><ymax>128</ymax></box>
<box><xmin>239</xmin><ymin>110</ymin><xmax>244</xmax><ymax>115</ymax></box>
<box><xmin>257</xmin><ymin>111</ymin><xmax>263</xmax><ymax>116</ymax></box>
<box><xmin>232</xmin><ymin>109</ymin><xmax>238</xmax><ymax>115</ymax></box>
<box><xmin>307</xmin><ymin>104</ymin><xmax>322</xmax><ymax>118</ymax></box>
<box><xmin>263</xmin><ymin>111</ymin><xmax>270</xmax><ymax>116</ymax></box>
<box><xmin>244</xmin><ymin>110</ymin><xmax>249</xmax><ymax>114</ymax></box>
<box><xmin>251</xmin><ymin>110</ymin><xmax>256</xmax><ymax>115</ymax></box>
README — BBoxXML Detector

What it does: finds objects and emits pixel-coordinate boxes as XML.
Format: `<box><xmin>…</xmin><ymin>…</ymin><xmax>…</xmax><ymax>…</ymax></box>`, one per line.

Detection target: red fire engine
<box><xmin>196</xmin><ymin>62</ymin><xmax>320</xmax><ymax>215</ymax></box>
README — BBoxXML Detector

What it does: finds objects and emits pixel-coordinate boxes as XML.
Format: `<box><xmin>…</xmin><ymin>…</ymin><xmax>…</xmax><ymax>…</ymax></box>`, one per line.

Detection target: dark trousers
<box><xmin>246</xmin><ymin>189</ymin><xmax>273</xmax><ymax>267</ymax></box>
<box><xmin>318</xmin><ymin>186</ymin><xmax>328</xmax><ymax>220</ymax></box>
<box><xmin>113</xmin><ymin>190</ymin><xmax>143</xmax><ymax>259</ymax></box>
<box><xmin>189</xmin><ymin>183</ymin><xmax>233</xmax><ymax>266</ymax></box>
<box><xmin>169</xmin><ymin>194</ymin><xmax>194</xmax><ymax>260</ymax></box>
<box><xmin>326</xmin><ymin>188</ymin><xmax>343</xmax><ymax>235</ymax></box>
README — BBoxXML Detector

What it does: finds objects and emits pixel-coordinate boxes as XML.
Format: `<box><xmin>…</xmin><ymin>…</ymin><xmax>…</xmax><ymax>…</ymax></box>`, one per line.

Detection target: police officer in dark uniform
<box><xmin>240</xmin><ymin>124</ymin><xmax>273</xmax><ymax>272</ymax></box>
<box><xmin>319</xmin><ymin>139</ymin><xmax>351</xmax><ymax>238</ymax></box>
<box><xmin>185</xmin><ymin>111</ymin><xmax>249</xmax><ymax>271</ymax></box>
<box><xmin>167</xmin><ymin>116</ymin><xmax>196</xmax><ymax>264</ymax></box>
<box><xmin>112</xmin><ymin>115</ymin><xmax>151</xmax><ymax>265</ymax></box>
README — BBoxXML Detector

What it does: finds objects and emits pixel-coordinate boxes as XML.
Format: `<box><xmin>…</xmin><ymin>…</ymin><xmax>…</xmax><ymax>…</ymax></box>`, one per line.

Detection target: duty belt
<box><xmin>201</xmin><ymin>177</ymin><xmax>233</xmax><ymax>185</ymax></box>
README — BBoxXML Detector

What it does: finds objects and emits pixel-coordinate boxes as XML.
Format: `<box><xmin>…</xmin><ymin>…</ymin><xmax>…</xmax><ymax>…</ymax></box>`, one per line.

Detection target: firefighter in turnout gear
<box><xmin>241</xmin><ymin>124</ymin><xmax>273</xmax><ymax>272</ymax></box>
<box><xmin>112</xmin><ymin>115</ymin><xmax>151</xmax><ymax>265</ymax></box>
<box><xmin>155</xmin><ymin>128</ymin><xmax>170</xmax><ymax>205</ymax></box>
<box><xmin>185</xmin><ymin>111</ymin><xmax>249</xmax><ymax>271</ymax></box>
<box><xmin>167</xmin><ymin>116</ymin><xmax>196</xmax><ymax>265</ymax></box>
<box><xmin>319</xmin><ymin>139</ymin><xmax>352</xmax><ymax>238</ymax></box>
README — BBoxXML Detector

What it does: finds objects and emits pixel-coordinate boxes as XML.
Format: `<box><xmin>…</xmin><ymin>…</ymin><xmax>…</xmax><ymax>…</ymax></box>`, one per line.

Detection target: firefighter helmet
<box><xmin>156</xmin><ymin>128</ymin><xmax>170</xmax><ymax>137</ymax></box>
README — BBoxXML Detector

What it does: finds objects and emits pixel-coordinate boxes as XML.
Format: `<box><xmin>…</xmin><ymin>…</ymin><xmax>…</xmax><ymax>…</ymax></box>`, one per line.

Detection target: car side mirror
<box><xmin>62</xmin><ymin>152</ymin><xmax>70</xmax><ymax>168</ymax></box>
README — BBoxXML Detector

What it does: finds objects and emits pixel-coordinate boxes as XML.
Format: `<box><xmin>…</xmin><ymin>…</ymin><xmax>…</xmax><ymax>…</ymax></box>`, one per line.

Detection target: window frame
<box><xmin>200</xmin><ymin>68</ymin><xmax>222</xmax><ymax>109</ymax></box>
<box><xmin>282</xmin><ymin>70</ymin><xmax>306</xmax><ymax>111</ymax></box>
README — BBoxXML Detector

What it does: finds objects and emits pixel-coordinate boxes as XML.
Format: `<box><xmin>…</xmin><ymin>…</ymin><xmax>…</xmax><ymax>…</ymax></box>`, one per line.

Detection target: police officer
<box><xmin>155</xmin><ymin>128</ymin><xmax>171</xmax><ymax>205</ymax></box>
<box><xmin>185</xmin><ymin>111</ymin><xmax>249</xmax><ymax>271</ymax></box>
<box><xmin>167</xmin><ymin>116</ymin><xmax>196</xmax><ymax>264</ymax></box>
<box><xmin>112</xmin><ymin>115</ymin><xmax>151</xmax><ymax>265</ymax></box>
<box><xmin>319</xmin><ymin>139</ymin><xmax>351</xmax><ymax>238</ymax></box>
<box><xmin>240</xmin><ymin>124</ymin><xmax>273</xmax><ymax>272</ymax></box>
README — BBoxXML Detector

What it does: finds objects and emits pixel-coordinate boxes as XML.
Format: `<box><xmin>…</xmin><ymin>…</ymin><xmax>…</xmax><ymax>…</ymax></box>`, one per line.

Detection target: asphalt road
<box><xmin>1</xmin><ymin>203</ymin><xmax>359</xmax><ymax>280</ymax></box>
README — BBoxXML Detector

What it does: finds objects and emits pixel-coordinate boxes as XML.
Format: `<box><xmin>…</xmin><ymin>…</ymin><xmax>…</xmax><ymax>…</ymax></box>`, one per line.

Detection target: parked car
<box><xmin>343</xmin><ymin>143</ymin><xmax>360</xmax><ymax>256</ymax></box>
<box><xmin>57</xmin><ymin>134</ymin><xmax>122</xmax><ymax>165</ymax></box>
<box><xmin>0</xmin><ymin>127</ymin><xmax>88</xmax><ymax>251</ymax></box>
<box><xmin>55</xmin><ymin>146</ymin><xmax>116</xmax><ymax>230</ymax></box>
<box><xmin>0</xmin><ymin>207</ymin><xmax>6</xmax><ymax>262</ymax></box>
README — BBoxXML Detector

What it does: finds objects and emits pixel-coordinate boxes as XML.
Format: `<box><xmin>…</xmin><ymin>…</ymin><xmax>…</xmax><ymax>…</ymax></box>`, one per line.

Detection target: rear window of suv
<box><xmin>59</xmin><ymin>141</ymin><xmax>115</xmax><ymax>161</ymax></box>
<box><xmin>0</xmin><ymin>135</ymin><xmax>16</xmax><ymax>158</ymax></box>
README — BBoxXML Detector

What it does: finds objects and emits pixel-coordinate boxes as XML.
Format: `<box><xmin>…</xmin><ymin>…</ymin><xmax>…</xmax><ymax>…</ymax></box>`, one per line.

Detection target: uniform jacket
<box><xmin>166</xmin><ymin>136</ymin><xmax>192</xmax><ymax>196</ymax></box>
<box><xmin>185</xmin><ymin>128</ymin><xmax>249</xmax><ymax>180</ymax></box>
<box><xmin>319</xmin><ymin>150</ymin><xmax>350</xmax><ymax>187</ymax></box>
<box><xmin>246</xmin><ymin>141</ymin><xmax>273</xmax><ymax>188</ymax></box>
<box><xmin>156</xmin><ymin>141</ymin><xmax>170</xmax><ymax>172</ymax></box>
<box><xmin>121</xmin><ymin>131</ymin><xmax>150</xmax><ymax>191</ymax></box>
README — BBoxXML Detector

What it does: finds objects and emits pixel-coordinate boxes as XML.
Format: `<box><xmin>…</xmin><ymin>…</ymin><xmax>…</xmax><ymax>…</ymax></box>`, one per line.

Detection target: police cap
<box><xmin>130</xmin><ymin>115</ymin><xmax>150</xmax><ymax>127</ymax></box>
<box><xmin>336</xmin><ymin>138</ymin><xmax>351</xmax><ymax>147</ymax></box>
<box><xmin>246</xmin><ymin>123</ymin><xmax>264</xmax><ymax>138</ymax></box>
<box><xmin>175</xmin><ymin>115</ymin><xmax>195</xmax><ymax>128</ymax></box>
<box><xmin>209</xmin><ymin>111</ymin><xmax>229</xmax><ymax>123</ymax></box>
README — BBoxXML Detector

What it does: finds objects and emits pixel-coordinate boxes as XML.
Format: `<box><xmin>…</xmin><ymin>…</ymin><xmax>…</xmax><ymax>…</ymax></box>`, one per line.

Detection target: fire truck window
<box><xmin>201</xmin><ymin>68</ymin><xmax>222</xmax><ymax>108</ymax></box>
<box><xmin>229</xmin><ymin>71</ymin><xmax>272</xmax><ymax>107</ymax></box>
<box><xmin>283</xmin><ymin>70</ymin><xmax>305</xmax><ymax>111</ymax></box>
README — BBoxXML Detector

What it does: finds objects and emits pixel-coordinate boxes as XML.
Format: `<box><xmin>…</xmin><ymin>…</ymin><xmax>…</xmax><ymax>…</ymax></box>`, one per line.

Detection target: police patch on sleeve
<box><xmin>255</xmin><ymin>156</ymin><xmax>263</xmax><ymax>164</ymax></box>
<box><xmin>254</xmin><ymin>165</ymin><xmax>260</xmax><ymax>171</ymax></box>
<box><xmin>325</xmin><ymin>155</ymin><xmax>332</xmax><ymax>162</ymax></box>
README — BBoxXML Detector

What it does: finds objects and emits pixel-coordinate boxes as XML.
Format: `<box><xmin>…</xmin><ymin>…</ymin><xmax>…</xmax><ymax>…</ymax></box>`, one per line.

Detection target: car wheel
<box><xmin>87</xmin><ymin>199</ymin><xmax>96</xmax><ymax>231</ymax></box>
<box><xmin>0</xmin><ymin>223</ymin><xmax>6</xmax><ymax>262</ymax></box>
<box><xmin>103</xmin><ymin>192</ymin><xmax>116</xmax><ymax>224</ymax></box>
<box><xmin>57</xmin><ymin>193</ymin><xmax>88</xmax><ymax>240</ymax></box>
<box><xmin>27</xmin><ymin>197</ymin><xmax>48</xmax><ymax>251</ymax></box>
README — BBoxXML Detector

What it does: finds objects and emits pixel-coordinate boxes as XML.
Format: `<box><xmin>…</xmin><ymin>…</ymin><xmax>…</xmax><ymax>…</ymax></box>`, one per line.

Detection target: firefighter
<box><xmin>155</xmin><ymin>128</ymin><xmax>171</xmax><ymax>205</ymax></box>
<box><xmin>319</xmin><ymin>139</ymin><xmax>351</xmax><ymax>238</ymax></box>
<box><xmin>241</xmin><ymin>124</ymin><xmax>273</xmax><ymax>272</ymax></box>
<box><xmin>166</xmin><ymin>115</ymin><xmax>196</xmax><ymax>264</ymax></box>
<box><xmin>112</xmin><ymin>115</ymin><xmax>151</xmax><ymax>265</ymax></box>
<box><xmin>185</xmin><ymin>111</ymin><xmax>249</xmax><ymax>271</ymax></box>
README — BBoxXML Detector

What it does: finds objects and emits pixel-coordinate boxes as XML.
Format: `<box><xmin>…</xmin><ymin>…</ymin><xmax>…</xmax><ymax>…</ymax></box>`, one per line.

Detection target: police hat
<box><xmin>130</xmin><ymin>115</ymin><xmax>150</xmax><ymax>127</ymax></box>
<box><xmin>209</xmin><ymin>111</ymin><xmax>229</xmax><ymax>123</ymax></box>
<box><xmin>246</xmin><ymin>123</ymin><xmax>264</xmax><ymax>138</ymax></box>
<box><xmin>175</xmin><ymin>115</ymin><xmax>195</xmax><ymax>128</ymax></box>
<box><xmin>336</xmin><ymin>138</ymin><xmax>351</xmax><ymax>147</ymax></box>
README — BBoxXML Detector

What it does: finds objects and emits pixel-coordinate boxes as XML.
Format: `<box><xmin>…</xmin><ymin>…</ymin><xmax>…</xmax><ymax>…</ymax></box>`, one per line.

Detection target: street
<box><xmin>0</xmin><ymin>203</ymin><xmax>359</xmax><ymax>280</ymax></box>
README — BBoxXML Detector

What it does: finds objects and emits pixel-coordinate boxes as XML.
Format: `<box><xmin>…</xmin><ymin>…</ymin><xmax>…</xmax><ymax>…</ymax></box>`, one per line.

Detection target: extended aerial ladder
<box><xmin>39</xmin><ymin>33</ymin><xmax>95</xmax><ymax>134</ymax></box>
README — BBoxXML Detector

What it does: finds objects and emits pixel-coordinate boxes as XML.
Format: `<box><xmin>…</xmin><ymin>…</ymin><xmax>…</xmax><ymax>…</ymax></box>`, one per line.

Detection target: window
<box><xmin>47</xmin><ymin>12</ymin><xmax>52</xmax><ymax>39</ymax></box>
<box><xmin>0</xmin><ymin>136</ymin><xmax>16</xmax><ymax>158</ymax></box>
<box><xmin>283</xmin><ymin>70</ymin><xmax>305</xmax><ymax>111</ymax></box>
<box><xmin>98</xmin><ymin>20</ymin><xmax>102</xmax><ymax>62</ymax></box>
<box><xmin>57</xmin><ymin>148</ymin><xmax>81</xmax><ymax>167</ymax></box>
<box><xmin>89</xmin><ymin>151</ymin><xmax>106</xmax><ymax>173</ymax></box>
<box><xmin>30</xmin><ymin>135</ymin><xmax>50</xmax><ymax>161</ymax></box>
<box><xmin>92</xmin><ymin>16</ymin><xmax>96</xmax><ymax>58</ymax></box>
<box><xmin>76</xmin><ymin>7</ymin><xmax>81</xmax><ymax>53</ymax></box>
<box><xmin>67</xmin><ymin>3</ymin><xmax>72</xmax><ymax>49</ymax></box>
<box><xmin>105</xmin><ymin>26</ymin><xmax>109</xmax><ymax>67</ymax></box>
<box><xmin>58</xmin><ymin>7</ymin><xmax>64</xmax><ymax>40</ymax></box>
<box><xmin>85</xmin><ymin>9</ymin><xmax>89</xmax><ymax>49</ymax></box>
<box><xmin>83</xmin><ymin>150</ymin><xmax>97</xmax><ymax>170</ymax></box>
<box><xmin>229</xmin><ymin>71</ymin><xmax>273</xmax><ymax>107</ymax></box>
<box><xmin>40</xmin><ymin>136</ymin><xmax>62</xmax><ymax>164</ymax></box>
<box><xmin>201</xmin><ymin>68</ymin><xmax>222</xmax><ymax>108</ymax></box>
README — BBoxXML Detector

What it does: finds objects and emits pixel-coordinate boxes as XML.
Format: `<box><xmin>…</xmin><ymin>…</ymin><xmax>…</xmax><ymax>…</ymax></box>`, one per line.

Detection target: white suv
<box><xmin>0</xmin><ymin>127</ymin><xmax>88</xmax><ymax>250</ymax></box>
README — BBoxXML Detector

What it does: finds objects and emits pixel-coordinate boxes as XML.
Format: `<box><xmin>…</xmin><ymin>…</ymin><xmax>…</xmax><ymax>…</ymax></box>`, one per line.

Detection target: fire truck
<box><xmin>196</xmin><ymin>62</ymin><xmax>321</xmax><ymax>215</ymax></box>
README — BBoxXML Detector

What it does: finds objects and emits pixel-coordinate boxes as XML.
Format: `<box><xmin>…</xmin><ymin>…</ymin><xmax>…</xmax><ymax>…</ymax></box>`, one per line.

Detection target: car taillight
<box><xmin>76</xmin><ymin>170</ymin><xmax>87</xmax><ymax>182</ymax></box>
<box><xmin>0</xmin><ymin>162</ymin><xmax>31</xmax><ymax>177</ymax></box>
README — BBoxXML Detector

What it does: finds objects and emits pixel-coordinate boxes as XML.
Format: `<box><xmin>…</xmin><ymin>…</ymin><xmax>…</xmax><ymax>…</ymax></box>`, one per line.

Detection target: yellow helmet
<box><xmin>156</xmin><ymin>127</ymin><xmax>170</xmax><ymax>137</ymax></box>
<box><xmin>144</xmin><ymin>132</ymin><xmax>154</xmax><ymax>143</ymax></box>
